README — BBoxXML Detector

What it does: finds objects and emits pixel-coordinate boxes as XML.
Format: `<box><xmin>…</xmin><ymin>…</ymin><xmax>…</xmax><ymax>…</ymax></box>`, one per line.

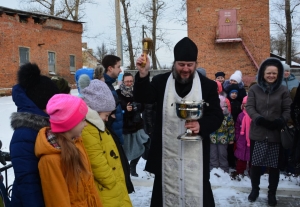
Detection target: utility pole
<box><xmin>115</xmin><ymin>0</ymin><xmax>122</xmax><ymax>65</ymax></box>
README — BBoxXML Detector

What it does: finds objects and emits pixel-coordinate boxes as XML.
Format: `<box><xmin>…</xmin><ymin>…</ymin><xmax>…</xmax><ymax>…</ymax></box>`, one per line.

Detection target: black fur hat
<box><xmin>18</xmin><ymin>63</ymin><xmax>59</xmax><ymax>110</ymax></box>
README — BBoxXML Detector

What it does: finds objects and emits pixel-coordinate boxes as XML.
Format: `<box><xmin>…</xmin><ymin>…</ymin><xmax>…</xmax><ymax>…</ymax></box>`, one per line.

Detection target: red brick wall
<box><xmin>0</xmin><ymin>13</ymin><xmax>83</xmax><ymax>91</ymax></box>
<box><xmin>187</xmin><ymin>0</ymin><xmax>270</xmax><ymax>86</ymax></box>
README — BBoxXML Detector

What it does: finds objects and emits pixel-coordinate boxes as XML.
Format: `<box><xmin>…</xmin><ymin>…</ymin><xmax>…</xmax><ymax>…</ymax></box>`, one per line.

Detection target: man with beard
<box><xmin>133</xmin><ymin>37</ymin><xmax>224</xmax><ymax>207</ymax></box>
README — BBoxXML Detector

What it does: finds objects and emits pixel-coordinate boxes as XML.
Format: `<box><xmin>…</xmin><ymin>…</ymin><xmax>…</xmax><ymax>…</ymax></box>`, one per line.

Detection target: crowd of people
<box><xmin>1</xmin><ymin>36</ymin><xmax>299</xmax><ymax>207</ymax></box>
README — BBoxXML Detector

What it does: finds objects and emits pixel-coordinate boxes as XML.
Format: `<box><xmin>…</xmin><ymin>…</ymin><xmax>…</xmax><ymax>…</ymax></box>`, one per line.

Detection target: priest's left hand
<box><xmin>185</xmin><ymin>120</ymin><xmax>200</xmax><ymax>134</ymax></box>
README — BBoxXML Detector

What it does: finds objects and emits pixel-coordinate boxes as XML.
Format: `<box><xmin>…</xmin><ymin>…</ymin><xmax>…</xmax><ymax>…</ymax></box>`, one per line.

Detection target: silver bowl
<box><xmin>175</xmin><ymin>100</ymin><xmax>205</xmax><ymax>141</ymax></box>
<box><xmin>175</xmin><ymin>100</ymin><xmax>204</xmax><ymax>120</ymax></box>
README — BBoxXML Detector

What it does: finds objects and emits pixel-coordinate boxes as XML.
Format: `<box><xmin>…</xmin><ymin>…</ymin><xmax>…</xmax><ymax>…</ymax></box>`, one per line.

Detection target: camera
<box><xmin>130</xmin><ymin>102</ymin><xmax>141</xmax><ymax>112</ymax></box>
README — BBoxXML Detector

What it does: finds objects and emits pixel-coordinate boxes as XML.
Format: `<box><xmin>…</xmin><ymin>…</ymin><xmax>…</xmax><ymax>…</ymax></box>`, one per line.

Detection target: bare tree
<box><xmin>120</xmin><ymin>0</ymin><xmax>135</xmax><ymax>69</ymax></box>
<box><xmin>140</xmin><ymin>0</ymin><xmax>171</xmax><ymax>69</ymax></box>
<box><xmin>96</xmin><ymin>43</ymin><xmax>116</xmax><ymax>64</ymax></box>
<box><xmin>271</xmin><ymin>0</ymin><xmax>300</xmax><ymax>65</ymax></box>
<box><xmin>285</xmin><ymin>0</ymin><xmax>292</xmax><ymax>64</ymax></box>
<box><xmin>173</xmin><ymin>0</ymin><xmax>187</xmax><ymax>25</ymax></box>
<box><xmin>18</xmin><ymin>0</ymin><xmax>66</xmax><ymax>16</ymax></box>
<box><xmin>271</xmin><ymin>34</ymin><xmax>286</xmax><ymax>56</ymax></box>
<box><xmin>18</xmin><ymin>0</ymin><xmax>94</xmax><ymax>21</ymax></box>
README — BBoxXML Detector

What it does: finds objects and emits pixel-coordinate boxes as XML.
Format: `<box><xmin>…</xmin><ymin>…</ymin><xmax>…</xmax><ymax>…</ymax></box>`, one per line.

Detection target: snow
<box><xmin>0</xmin><ymin>89</ymin><xmax>300</xmax><ymax>206</ymax></box>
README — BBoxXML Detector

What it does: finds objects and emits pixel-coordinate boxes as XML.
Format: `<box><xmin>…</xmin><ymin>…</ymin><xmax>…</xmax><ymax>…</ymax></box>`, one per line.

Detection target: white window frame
<box><xmin>48</xmin><ymin>51</ymin><xmax>56</xmax><ymax>74</ymax></box>
<box><xmin>19</xmin><ymin>47</ymin><xmax>30</xmax><ymax>65</ymax></box>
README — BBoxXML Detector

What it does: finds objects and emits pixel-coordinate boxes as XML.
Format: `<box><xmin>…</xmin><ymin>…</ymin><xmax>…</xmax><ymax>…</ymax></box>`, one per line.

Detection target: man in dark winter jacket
<box><xmin>10</xmin><ymin>63</ymin><xmax>59</xmax><ymax>207</ymax></box>
<box><xmin>102</xmin><ymin>55</ymin><xmax>124</xmax><ymax>144</ymax></box>
<box><xmin>134</xmin><ymin>37</ymin><xmax>224</xmax><ymax>207</ymax></box>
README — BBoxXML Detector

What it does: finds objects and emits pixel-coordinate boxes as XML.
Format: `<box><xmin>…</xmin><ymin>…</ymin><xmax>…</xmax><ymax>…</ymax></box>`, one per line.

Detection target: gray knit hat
<box><xmin>283</xmin><ymin>63</ymin><xmax>291</xmax><ymax>71</ymax></box>
<box><xmin>81</xmin><ymin>79</ymin><xmax>116</xmax><ymax>112</ymax></box>
<box><xmin>78</xmin><ymin>74</ymin><xmax>91</xmax><ymax>94</ymax></box>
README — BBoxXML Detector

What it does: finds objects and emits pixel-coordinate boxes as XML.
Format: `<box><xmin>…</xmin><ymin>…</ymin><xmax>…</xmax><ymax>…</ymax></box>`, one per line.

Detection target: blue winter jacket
<box><xmin>104</xmin><ymin>73</ymin><xmax>124</xmax><ymax>144</ymax></box>
<box><xmin>282</xmin><ymin>74</ymin><xmax>299</xmax><ymax>91</ymax></box>
<box><xmin>9</xmin><ymin>85</ymin><xmax>49</xmax><ymax>207</ymax></box>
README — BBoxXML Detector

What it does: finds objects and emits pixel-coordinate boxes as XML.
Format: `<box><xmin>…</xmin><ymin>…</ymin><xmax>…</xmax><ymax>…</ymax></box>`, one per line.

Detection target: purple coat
<box><xmin>234</xmin><ymin>112</ymin><xmax>250</xmax><ymax>161</ymax></box>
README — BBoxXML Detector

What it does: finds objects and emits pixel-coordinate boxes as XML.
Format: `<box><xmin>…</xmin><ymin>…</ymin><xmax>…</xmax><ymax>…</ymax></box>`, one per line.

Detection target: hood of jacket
<box><xmin>257</xmin><ymin>57</ymin><xmax>284</xmax><ymax>93</ymax></box>
<box><xmin>12</xmin><ymin>84</ymin><xmax>49</xmax><ymax>117</ymax></box>
<box><xmin>35</xmin><ymin>127</ymin><xmax>61</xmax><ymax>158</ymax></box>
<box><xmin>11</xmin><ymin>112</ymin><xmax>50</xmax><ymax>131</ymax></box>
<box><xmin>86</xmin><ymin>107</ymin><xmax>105</xmax><ymax>131</ymax></box>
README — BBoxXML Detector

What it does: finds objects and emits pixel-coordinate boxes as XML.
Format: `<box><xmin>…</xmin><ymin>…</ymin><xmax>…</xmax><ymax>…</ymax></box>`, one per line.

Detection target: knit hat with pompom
<box><xmin>18</xmin><ymin>63</ymin><xmax>59</xmax><ymax>110</ymax></box>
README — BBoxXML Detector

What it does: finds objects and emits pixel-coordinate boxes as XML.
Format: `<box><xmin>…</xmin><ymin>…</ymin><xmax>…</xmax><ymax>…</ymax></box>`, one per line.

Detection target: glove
<box><xmin>269</xmin><ymin>118</ymin><xmax>284</xmax><ymax>130</ymax></box>
<box><xmin>255</xmin><ymin>117</ymin><xmax>272</xmax><ymax>128</ymax></box>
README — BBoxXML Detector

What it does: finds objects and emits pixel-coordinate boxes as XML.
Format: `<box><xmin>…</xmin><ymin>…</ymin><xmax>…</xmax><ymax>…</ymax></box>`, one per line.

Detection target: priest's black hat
<box><xmin>174</xmin><ymin>37</ymin><xmax>198</xmax><ymax>61</ymax></box>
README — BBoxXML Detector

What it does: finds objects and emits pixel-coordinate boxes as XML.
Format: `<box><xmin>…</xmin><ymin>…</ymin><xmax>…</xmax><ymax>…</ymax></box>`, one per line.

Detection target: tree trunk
<box><xmin>74</xmin><ymin>0</ymin><xmax>80</xmax><ymax>21</ymax></box>
<box><xmin>152</xmin><ymin>0</ymin><xmax>157</xmax><ymax>70</ymax></box>
<box><xmin>50</xmin><ymin>0</ymin><xmax>55</xmax><ymax>15</ymax></box>
<box><xmin>285</xmin><ymin>0</ymin><xmax>292</xmax><ymax>65</ymax></box>
<box><xmin>120</xmin><ymin>0</ymin><xmax>135</xmax><ymax>69</ymax></box>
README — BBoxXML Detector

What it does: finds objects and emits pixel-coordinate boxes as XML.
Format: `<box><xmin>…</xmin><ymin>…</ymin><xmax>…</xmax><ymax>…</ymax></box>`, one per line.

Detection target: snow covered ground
<box><xmin>1</xmin><ymin>90</ymin><xmax>300</xmax><ymax>206</ymax></box>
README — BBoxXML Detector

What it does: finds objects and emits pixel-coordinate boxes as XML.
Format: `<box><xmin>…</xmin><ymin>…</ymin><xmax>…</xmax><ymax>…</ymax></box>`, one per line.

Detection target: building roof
<box><xmin>0</xmin><ymin>6</ymin><xmax>84</xmax><ymax>23</ymax></box>
<box><xmin>270</xmin><ymin>53</ymin><xmax>300</xmax><ymax>67</ymax></box>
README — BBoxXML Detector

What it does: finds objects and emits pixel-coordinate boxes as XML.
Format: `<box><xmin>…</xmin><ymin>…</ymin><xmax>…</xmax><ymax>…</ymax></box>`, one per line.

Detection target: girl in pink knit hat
<box><xmin>230</xmin><ymin>96</ymin><xmax>251</xmax><ymax>180</ymax></box>
<box><xmin>35</xmin><ymin>94</ymin><xmax>103</xmax><ymax>207</ymax></box>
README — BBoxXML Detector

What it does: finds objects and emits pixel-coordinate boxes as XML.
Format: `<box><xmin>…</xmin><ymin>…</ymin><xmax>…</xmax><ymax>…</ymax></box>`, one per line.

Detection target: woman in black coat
<box><xmin>116</xmin><ymin>73</ymin><xmax>149</xmax><ymax>177</ymax></box>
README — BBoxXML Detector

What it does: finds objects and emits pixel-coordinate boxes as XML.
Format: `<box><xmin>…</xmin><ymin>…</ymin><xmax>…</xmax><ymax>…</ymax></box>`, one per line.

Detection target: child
<box><xmin>227</xmin><ymin>87</ymin><xmax>242</xmax><ymax>122</ymax></box>
<box><xmin>216</xmin><ymin>80</ymin><xmax>231</xmax><ymax>113</ymax></box>
<box><xmin>80</xmin><ymin>79</ymin><xmax>134</xmax><ymax>207</ymax></box>
<box><xmin>10</xmin><ymin>63</ymin><xmax>60</xmax><ymax>207</ymax></box>
<box><xmin>210</xmin><ymin>95</ymin><xmax>235</xmax><ymax>173</ymax></box>
<box><xmin>231</xmin><ymin>96</ymin><xmax>251</xmax><ymax>180</ymax></box>
<box><xmin>35</xmin><ymin>94</ymin><xmax>102</xmax><ymax>207</ymax></box>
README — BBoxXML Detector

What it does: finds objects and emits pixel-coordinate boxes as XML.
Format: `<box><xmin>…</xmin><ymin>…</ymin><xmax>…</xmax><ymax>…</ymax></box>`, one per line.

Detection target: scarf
<box><xmin>240</xmin><ymin>109</ymin><xmax>251</xmax><ymax>147</ymax></box>
<box><xmin>120</xmin><ymin>83</ymin><xmax>133</xmax><ymax>97</ymax></box>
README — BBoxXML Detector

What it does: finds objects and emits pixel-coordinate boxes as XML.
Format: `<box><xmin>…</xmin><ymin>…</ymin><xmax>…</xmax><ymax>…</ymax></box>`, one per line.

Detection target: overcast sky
<box><xmin>0</xmin><ymin>0</ymin><xmax>187</xmax><ymax>68</ymax></box>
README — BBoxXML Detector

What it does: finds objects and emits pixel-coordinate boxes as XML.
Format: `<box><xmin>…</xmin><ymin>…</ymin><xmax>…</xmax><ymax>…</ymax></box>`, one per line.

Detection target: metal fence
<box><xmin>0</xmin><ymin>164</ymin><xmax>12</xmax><ymax>197</ymax></box>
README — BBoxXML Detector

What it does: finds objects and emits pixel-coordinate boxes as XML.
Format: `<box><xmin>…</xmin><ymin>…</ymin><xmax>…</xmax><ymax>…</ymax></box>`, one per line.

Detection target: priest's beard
<box><xmin>172</xmin><ymin>64</ymin><xmax>196</xmax><ymax>84</ymax></box>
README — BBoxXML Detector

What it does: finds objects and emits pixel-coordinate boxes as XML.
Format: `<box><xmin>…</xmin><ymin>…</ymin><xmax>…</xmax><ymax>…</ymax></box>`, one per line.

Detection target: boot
<box><xmin>248</xmin><ymin>166</ymin><xmax>261</xmax><ymax>202</ymax></box>
<box><xmin>129</xmin><ymin>156</ymin><xmax>140</xmax><ymax>177</ymax></box>
<box><xmin>268</xmin><ymin>167</ymin><xmax>279</xmax><ymax>206</ymax></box>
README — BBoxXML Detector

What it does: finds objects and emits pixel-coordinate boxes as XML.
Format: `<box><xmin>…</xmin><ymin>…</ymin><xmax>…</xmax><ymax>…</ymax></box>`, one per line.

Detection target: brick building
<box><xmin>0</xmin><ymin>6</ymin><xmax>83</xmax><ymax>94</ymax></box>
<box><xmin>187</xmin><ymin>0</ymin><xmax>270</xmax><ymax>86</ymax></box>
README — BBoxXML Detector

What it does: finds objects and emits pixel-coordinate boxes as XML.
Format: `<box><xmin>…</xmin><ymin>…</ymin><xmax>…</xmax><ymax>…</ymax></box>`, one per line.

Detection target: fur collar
<box><xmin>10</xmin><ymin>112</ymin><xmax>50</xmax><ymax>131</ymax></box>
<box><xmin>86</xmin><ymin>107</ymin><xmax>105</xmax><ymax>131</ymax></box>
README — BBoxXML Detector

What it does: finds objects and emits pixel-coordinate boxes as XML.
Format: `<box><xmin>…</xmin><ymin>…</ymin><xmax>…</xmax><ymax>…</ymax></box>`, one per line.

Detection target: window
<box><xmin>19</xmin><ymin>47</ymin><xmax>29</xmax><ymax>65</ymax></box>
<box><xmin>48</xmin><ymin>52</ymin><xmax>56</xmax><ymax>73</ymax></box>
<box><xmin>70</xmin><ymin>55</ymin><xmax>76</xmax><ymax>72</ymax></box>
